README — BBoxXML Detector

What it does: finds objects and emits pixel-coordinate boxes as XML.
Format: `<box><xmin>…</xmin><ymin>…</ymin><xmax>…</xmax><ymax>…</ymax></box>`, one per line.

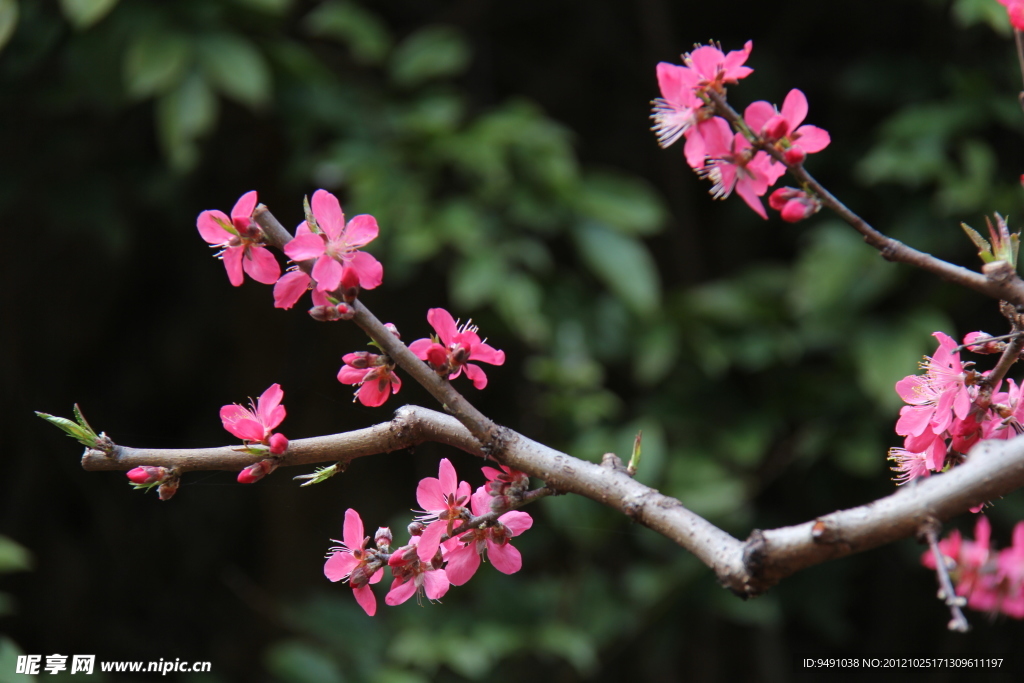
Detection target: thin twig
<box><xmin>921</xmin><ymin>519</ymin><xmax>971</xmax><ymax>632</ymax></box>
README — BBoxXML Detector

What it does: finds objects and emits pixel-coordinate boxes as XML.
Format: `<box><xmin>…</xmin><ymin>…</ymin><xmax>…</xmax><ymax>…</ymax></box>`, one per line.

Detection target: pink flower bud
<box><xmin>268</xmin><ymin>433</ymin><xmax>288</xmax><ymax>455</ymax></box>
<box><xmin>963</xmin><ymin>331</ymin><xmax>1005</xmax><ymax>355</ymax></box>
<box><xmin>763</xmin><ymin>114</ymin><xmax>790</xmax><ymax>141</ymax></box>
<box><xmin>408</xmin><ymin>521</ymin><xmax>425</xmax><ymax>536</ymax></box>
<box><xmin>309</xmin><ymin>305</ymin><xmax>341</xmax><ymax>322</ymax></box>
<box><xmin>127</xmin><ymin>466</ymin><xmax>167</xmax><ymax>485</ymax></box>
<box><xmin>384</xmin><ymin>323</ymin><xmax>401</xmax><ymax>339</ymax></box>
<box><xmin>340</xmin><ymin>266</ymin><xmax>361</xmax><ymax>303</ymax></box>
<box><xmin>238</xmin><ymin>459</ymin><xmax>277</xmax><ymax>484</ymax></box>
<box><xmin>784</xmin><ymin>147</ymin><xmax>807</xmax><ymax>165</ymax></box>
<box><xmin>336</xmin><ymin>303</ymin><xmax>354</xmax><ymax>320</ymax></box>
<box><xmin>375</xmin><ymin>526</ymin><xmax>393</xmax><ymax>549</ymax></box>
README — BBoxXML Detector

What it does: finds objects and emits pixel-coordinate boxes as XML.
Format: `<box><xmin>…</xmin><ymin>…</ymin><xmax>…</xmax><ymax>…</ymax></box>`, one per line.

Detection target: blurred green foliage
<box><xmin>4</xmin><ymin>0</ymin><xmax>1024</xmax><ymax>681</ymax></box>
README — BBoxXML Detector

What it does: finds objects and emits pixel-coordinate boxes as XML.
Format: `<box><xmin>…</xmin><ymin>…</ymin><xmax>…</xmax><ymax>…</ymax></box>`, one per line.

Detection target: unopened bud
<box><xmin>763</xmin><ymin>114</ymin><xmax>789</xmax><ymax>142</ymax></box>
<box><xmin>375</xmin><ymin>526</ymin><xmax>393</xmax><ymax>549</ymax></box>
<box><xmin>127</xmin><ymin>466</ymin><xmax>167</xmax><ymax>485</ymax></box>
<box><xmin>336</xmin><ymin>302</ymin><xmax>354</xmax><ymax>320</ymax></box>
<box><xmin>309</xmin><ymin>305</ymin><xmax>341</xmax><ymax>322</ymax></box>
<box><xmin>407</xmin><ymin>521</ymin><xmax>425</xmax><ymax>536</ymax></box>
<box><xmin>963</xmin><ymin>331</ymin><xmax>1005</xmax><ymax>355</ymax></box>
<box><xmin>783</xmin><ymin>146</ymin><xmax>807</xmax><ymax>165</ymax></box>
<box><xmin>340</xmin><ymin>266</ymin><xmax>361</xmax><ymax>303</ymax></box>
<box><xmin>238</xmin><ymin>459</ymin><xmax>277</xmax><ymax>484</ymax></box>
<box><xmin>384</xmin><ymin>323</ymin><xmax>401</xmax><ymax>339</ymax></box>
<box><xmin>268</xmin><ymin>433</ymin><xmax>288</xmax><ymax>455</ymax></box>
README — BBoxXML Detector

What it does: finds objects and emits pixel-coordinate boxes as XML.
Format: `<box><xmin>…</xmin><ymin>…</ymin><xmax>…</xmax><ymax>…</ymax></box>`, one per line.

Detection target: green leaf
<box><xmin>156</xmin><ymin>71</ymin><xmax>218</xmax><ymax>171</ymax></box>
<box><xmin>0</xmin><ymin>536</ymin><xmax>32</xmax><ymax>574</ymax></box>
<box><xmin>59</xmin><ymin>0</ymin><xmax>120</xmax><ymax>29</ymax></box>
<box><xmin>573</xmin><ymin>220</ymin><xmax>660</xmax><ymax>316</ymax></box>
<box><xmin>389</xmin><ymin>25</ymin><xmax>470</xmax><ymax>87</ymax></box>
<box><xmin>123</xmin><ymin>31</ymin><xmax>190</xmax><ymax>99</ymax></box>
<box><xmin>0</xmin><ymin>0</ymin><xmax>17</xmax><ymax>53</ymax></box>
<box><xmin>35</xmin><ymin>411</ymin><xmax>95</xmax><ymax>446</ymax></box>
<box><xmin>304</xmin><ymin>0</ymin><xmax>391</xmax><ymax>64</ymax></box>
<box><xmin>575</xmin><ymin>171</ymin><xmax>666</xmax><ymax>236</ymax></box>
<box><xmin>197</xmin><ymin>33</ymin><xmax>271</xmax><ymax>109</ymax></box>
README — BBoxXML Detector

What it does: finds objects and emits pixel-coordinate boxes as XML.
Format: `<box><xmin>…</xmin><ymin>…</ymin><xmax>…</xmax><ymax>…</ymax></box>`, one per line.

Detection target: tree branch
<box><xmin>80</xmin><ymin>404</ymin><xmax>1024</xmax><ymax>598</ymax></box>
<box><xmin>705</xmin><ymin>90</ymin><xmax>1024</xmax><ymax>308</ymax></box>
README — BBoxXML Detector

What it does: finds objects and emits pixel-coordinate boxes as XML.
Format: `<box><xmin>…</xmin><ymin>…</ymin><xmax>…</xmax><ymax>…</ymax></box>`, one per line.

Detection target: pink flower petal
<box><xmin>734</xmin><ymin>179</ymin><xmax>768</xmax><ymax>220</ymax></box>
<box><xmin>243</xmin><ymin>245</ymin><xmax>281</xmax><ymax>285</ymax></box>
<box><xmin>231</xmin><ymin>191</ymin><xmax>258</xmax><ymax>223</ymax></box>
<box><xmin>352</xmin><ymin>584</ymin><xmax>376</xmax><ymax>616</ymax></box>
<box><xmin>427</xmin><ymin>308</ymin><xmax>458</xmax><ymax>346</ymax></box>
<box><xmin>349</xmin><ymin>250</ymin><xmax>383</xmax><ymax>290</ymax></box>
<box><xmin>780</xmin><ymin>89</ymin><xmax>808</xmax><ymax>128</ymax></box>
<box><xmin>408</xmin><ymin>339</ymin><xmax>434</xmax><ymax>359</ymax></box>
<box><xmin>417</xmin><ymin>520</ymin><xmax>446</xmax><ymax>562</ymax></box>
<box><xmin>416</xmin><ymin>477</ymin><xmax>446</xmax><ymax>511</ymax></box>
<box><xmin>338</xmin><ymin>365</ymin><xmax>371</xmax><ymax>385</ymax></box>
<box><xmin>793</xmin><ymin>126</ymin><xmax>830</xmax><ymax>153</ymax></box>
<box><xmin>438</xmin><ymin>458</ymin><xmax>458</xmax><ymax>494</ymax></box>
<box><xmin>498</xmin><ymin>510</ymin><xmax>533</xmax><ymax>536</ymax></box>
<box><xmin>343</xmin><ymin>508</ymin><xmax>364</xmax><ymax>551</ymax></box>
<box><xmin>312</xmin><ymin>255</ymin><xmax>343</xmax><ymax>292</ymax></box>
<box><xmin>344</xmin><ymin>214</ymin><xmax>379</xmax><ymax>248</ymax></box>
<box><xmin>464</xmin><ymin>363</ymin><xmax>488</xmax><ymax>390</ymax></box>
<box><xmin>197</xmin><ymin>210</ymin><xmax>233</xmax><ymax>244</ymax></box>
<box><xmin>257</xmin><ymin>384</ymin><xmax>285</xmax><ymax>429</ymax></box>
<box><xmin>444</xmin><ymin>544</ymin><xmax>481</xmax><ymax>586</ymax></box>
<box><xmin>324</xmin><ymin>551</ymin><xmax>358</xmax><ymax>582</ymax></box>
<box><xmin>222</xmin><ymin>246</ymin><xmax>245</xmax><ymax>287</ymax></box>
<box><xmin>356</xmin><ymin>375</ymin><xmax>391</xmax><ymax>407</ymax></box>
<box><xmin>470</xmin><ymin>343</ymin><xmax>505</xmax><ymax>366</ymax></box>
<box><xmin>284</xmin><ymin>233</ymin><xmax>326</xmax><ymax>262</ymax></box>
<box><xmin>422</xmin><ymin>569</ymin><xmax>450</xmax><ymax>600</ymax></box>
<box><xmin>385</xmin><ymin>578</ymin><xmax>418</xmax><ymax>606</ymax></box>
<box><xmin>487</xmin><ymin>540</ymin><xmax>522</xmax><ymax>575</ymax></box>
<box><xmin>743</xmin><ymin>100</ymin><xmax>776</xmax><ymax>134</ymax></box>
<box><xmin>273</xmin><ymin>271</ymin><xmax>311</xmax><ymax>309</ymax></box>
<box><xmin>311</xmin><ymin>189</ymin><xmax>345</xmax><ymax>239</ymax></box>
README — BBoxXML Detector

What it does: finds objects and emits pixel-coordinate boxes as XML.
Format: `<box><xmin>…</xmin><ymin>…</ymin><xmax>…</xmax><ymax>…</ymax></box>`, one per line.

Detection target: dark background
<box><xmin>3</xmin><ymin>0</ymin><xmax>1024</xmax><ymax>681</ymax></box>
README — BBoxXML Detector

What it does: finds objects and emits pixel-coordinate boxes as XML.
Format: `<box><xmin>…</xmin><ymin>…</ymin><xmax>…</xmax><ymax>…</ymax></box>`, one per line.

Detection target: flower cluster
<box><xmin>338</xmin><ymin>309</ymin><xmax>505</xmax><ymax>407</ymax></box>
<box><xmin>196</xmin><ymin>189</ymin><xmax>383</xmax><ymax>318</ymax></box>
<box><xmin>888</xmin><ymin>331</ymin><xmax>1024</xmax><ymax>487</ymax></box>
<box><xmin>923</xmin><ymin>516</ymin><xmax>1024</xmax><ymax>619</ymax></box>
<box><xmin>324</xmin><ymin>459</ymin><xmax>533</xmax><ymax>616</ymax></box>
<box><xmin>651</xmin><ymin>42</ymin><xmax>829</xmax><ymax>220</ymax></box>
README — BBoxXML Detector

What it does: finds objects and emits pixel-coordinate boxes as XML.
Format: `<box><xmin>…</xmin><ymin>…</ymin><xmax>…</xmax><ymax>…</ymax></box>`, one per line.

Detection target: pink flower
<box><xmin>443</xmin><ymin>486</ymin><xmax>533</xmax><ymax>586</ymax></box>
<box><xmin>414</xmin><ymin>458</ymin><xmax>472</xmax><ymax>562</ymax></box>
<box><xmin>324</xmin><ymin>509</ymin><xmax>385</xmax><ymax>616</ymax></box>
<box><xmin>197</xmin><ymin>191</ymin><xmax>281</xmax><ymax>287</ymax></box>
<box><xmin>282</xmin><ymin>189</ymin><xmax>383</xmax><ymax>294</ymax></box>
<box><xmin>744</xmin><ymin>89</ymin><xmax>830</xmax><ymax>161</ymax></box>
<box><xmin>894</xmin><ymin>332</ymin><xmax>976</xmax><ymax>439</ymax></box>
<box><xmin>650</xmin><ymin>62</ymin><xmax>703</xmax><ymax>149</ymax></box>
<box><xmin>998</xmin><ymin>0</ymin><xmax>1024</xmax><ymax>30</ymax></box>
<box><xmin>408</xmin><ymin>308</ymin><xmax>505</xmax><ymax>389</ymax></box>
<box><xmin>684</xmin><ymin>41</ymin><xmax>754</xmax><ymax>93</ymax></box>
<box><xmin>337</xmin><ymin>351</ymin><xmax>402</xmax><ymax>407</ymax></box>
<box><xmin>385</xmin><ymin>538</ymin><xmax>450</xmax><ymax>606</ymax></box>
<box><xmin>219</xmin><ymin>383</ymin><xmax>288</xmax><ymax>454</ymax></box>
<box><xmin>700</xmin><ymin>116</ymin><xmax>785</xmax><ymax>219</ymax></box>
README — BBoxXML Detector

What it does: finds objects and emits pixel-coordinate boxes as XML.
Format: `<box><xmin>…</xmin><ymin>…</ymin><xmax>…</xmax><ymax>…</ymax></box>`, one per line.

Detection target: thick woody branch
<box><xmin>80</xmin><ymin>405</ymin><xmax>1024</xmax><ymax>598</ymax></box>
<box><xmin>705</xmin><ymin>91</ymin><xmax>1024</xmax><ymax>308</ymax></box>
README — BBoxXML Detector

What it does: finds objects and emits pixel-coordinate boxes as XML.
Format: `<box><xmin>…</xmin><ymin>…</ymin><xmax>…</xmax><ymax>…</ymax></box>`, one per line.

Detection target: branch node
<box><xmin>982</xmin><ymin>260</ymin><xmax>1017</xmax><ymax>285</ymax></box>
<box><xmin>601</xmin><ymin>452</ymin><xmax>627</xmax><ymax>473</ymax></box>
<box><xmin>810</xmin><ymin>518</ymin><xmax>840</xmax><ymax>544</ymax></box>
